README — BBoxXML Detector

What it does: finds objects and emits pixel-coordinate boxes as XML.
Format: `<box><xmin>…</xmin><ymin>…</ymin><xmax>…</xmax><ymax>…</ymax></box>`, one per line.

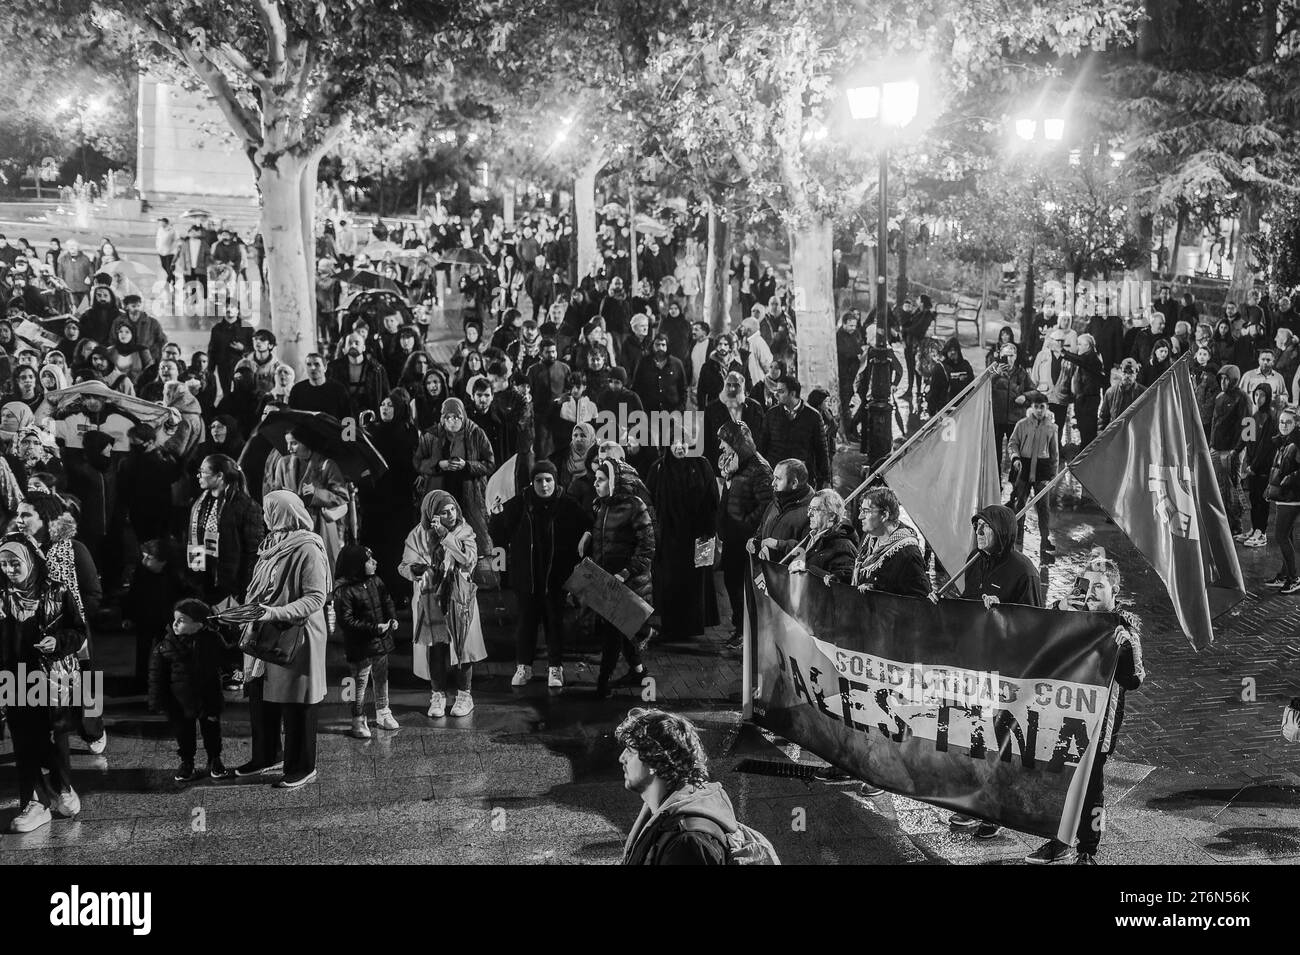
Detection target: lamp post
<box><xmin>848</xmin><ymin>78</ymin><xmax>920</xmax><ymax>467</ymax></box>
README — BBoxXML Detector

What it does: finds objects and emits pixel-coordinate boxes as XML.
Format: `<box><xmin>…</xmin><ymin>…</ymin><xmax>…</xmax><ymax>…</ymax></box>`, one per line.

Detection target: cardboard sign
<box><xmin>563</xmin><ymin>558</ymin><xmax>653</xmax><ymax>638</ymax></box>
<box><xmin>694</xmin><ymin>536</ymin><xmax>718</xmax><ymax>568</ymax></box>
<box><xmin>486</xmin><ymin>453</ymin><xmax>518</xmax><ymax>512</ymax></box>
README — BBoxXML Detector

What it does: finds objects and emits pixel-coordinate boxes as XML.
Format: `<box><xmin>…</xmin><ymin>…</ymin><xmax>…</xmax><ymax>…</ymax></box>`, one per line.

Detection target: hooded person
<box><xmin>265</xmin><ymin>425</ymin><xmax>351</xmax><ymax>573</ymax></box>
<box><xmin>0</xmin><ymin>532</ymin><xmax>88</xmax><ymax>833</ymax></box>
<box><xmin>646</xmin><ymin>436</ymin><xmax>720</xmax><ymax>640</ymax></box>
<box><xmin>959</xmin><ymin>504</ymin><xmax>1044</xmax><ymax>608</ymax></box>
<box><xmin>161</xmin><ymin>377</ymin><xmax>205</xmax><ymax>463</ymax></box>
<box><xmin>1240</xmin><ymin>381</ymin><xmax>1279</xmax><ymax>548</ymax></box>
<box><xmin>0</xmin><ymin>400</ymin><xmax>35</xmax><ymax>446</ymax></box>
<box><xmin>717</xmin><ymin>420</ymin><xmax>773</xmax><ymax>648</ymax></box>
<box><xmin>106</xmin><ymin>320</ymin><xmax>150</xmax><ymax>385</ymax></box>
<box><xmin>559</xmin><ymin>421</ymin><xmax>597</xmax><ymax>490</ymax></box>
<box><xmin>237</xmin><ymin>490</ymin><xmax>330</xmax><ymax>788</ymax></box>
<box><xmin>38</xmin><ymin>364</ymin><xmax>70</xmax><ymax>397</ymax></box>
<box><xmin>215</xmin><ymin>364</ymin><xmax>260</xmax><ymax>439</ymax></box>
<box><xmin>927</xmin><ymin>337</ymin><xmax>974</xmax><ymax>413</ymax></box>
<box><xmin>412</xmin><ymin>395</ymin><xmax>495</xmax><ymax>556</ymax></box>
<box><xmin>703</xmin><ymin>370</ymin><xmax>765</xmax><ymax>470</ymax></box>
<box><xmin>617</xmin><ymin>707</ymin><xmax>744</xmax><ymax>866</ymax></box>
<box><xmin>584</xmin><ymin>458</ymin><xmax>655</xmax><ymax>697</ymax></box>
<box><xmin>399</xmin><ymin>489</ymin><xmax>487</xmax><ymax>719</ymax></box>
<box><xmin>489</xmin><ymin>459</ymin><xmax>592</xmax><ymax>688</ymax></box>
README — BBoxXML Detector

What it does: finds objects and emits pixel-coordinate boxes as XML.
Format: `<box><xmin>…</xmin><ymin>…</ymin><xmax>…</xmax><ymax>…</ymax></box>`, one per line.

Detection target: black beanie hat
<box><xmin>531</xmin><ymin>460</ymin><xmax>559</xmax><ymax>481</ymax></box>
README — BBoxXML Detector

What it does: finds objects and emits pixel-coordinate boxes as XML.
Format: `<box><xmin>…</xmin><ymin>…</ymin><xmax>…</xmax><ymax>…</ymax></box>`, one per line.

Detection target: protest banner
<box><xmin>746</xmin><ymin>559</ymin><xmax>1122</xmax><ymax>841</ymax></box>
<box><xmin>564</xmin><ymin>558</ymin><xmax>653</xmax><ymax>637</ymax></box>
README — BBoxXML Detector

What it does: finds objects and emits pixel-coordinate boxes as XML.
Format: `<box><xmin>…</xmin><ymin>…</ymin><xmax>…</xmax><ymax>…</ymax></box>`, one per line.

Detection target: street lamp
<box><xmin>848</xmin><ymin>75</ymin><xmax>920</xmax><ymax>467</ymax></box>
<box><xmin>1012</xmin><ymin>109</ymin><xmax>1067</xmax><ymax>354</ymax></box>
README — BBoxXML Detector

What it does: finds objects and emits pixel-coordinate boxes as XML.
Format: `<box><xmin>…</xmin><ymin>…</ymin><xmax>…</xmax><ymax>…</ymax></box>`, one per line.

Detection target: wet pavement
<box><xmin>2</xmin><ymin>316</ymin><xmax>1299</xmax><ymax>865</ymax></box>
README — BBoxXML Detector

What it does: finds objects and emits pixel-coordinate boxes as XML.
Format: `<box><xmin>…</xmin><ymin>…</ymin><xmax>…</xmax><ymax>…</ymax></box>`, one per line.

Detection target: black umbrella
<box><xmin>241</xmin><ymin>410</ymin><xmax>389</xmax><ymax>487</ymax></box>
<box><xmin>436</xmin><ymin>247</ymin><xmax>491</xmax><ymax>267</ymax></box>
<box><xmin>340</xmin><ymin>268</ymin><xmax>406</xmax><ymax>294</ymax></box>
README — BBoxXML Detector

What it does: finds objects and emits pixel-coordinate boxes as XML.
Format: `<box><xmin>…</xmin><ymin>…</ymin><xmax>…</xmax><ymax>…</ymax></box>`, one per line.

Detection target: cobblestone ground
<box><xmin>2</xmin><ymin>320</ymin><xmax>1298</xmax><ymax>865</ymax></box>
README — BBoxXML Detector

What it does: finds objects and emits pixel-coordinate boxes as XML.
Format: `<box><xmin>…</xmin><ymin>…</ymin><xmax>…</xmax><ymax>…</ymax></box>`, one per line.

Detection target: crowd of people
<box><xmin>0</xmin><ymin>208</ymin><xmax>1292</xmax><ymax>867</ymax></box>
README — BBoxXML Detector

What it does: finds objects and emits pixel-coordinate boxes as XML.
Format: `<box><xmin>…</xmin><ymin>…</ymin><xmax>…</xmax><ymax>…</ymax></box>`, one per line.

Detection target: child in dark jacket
<box><xmin>149</xmin><ymin>598</ymin><xmax>234</xmax><ymax>782</ymax></box>
<box><xmin>123</xmin><ymin>538</ymin><xmax>196</xmax><ymax>693</ymax></box>
<box><xmin>333</xmin><ymin>544</ymin><xmax>399</xmax><ymax>739</ymax></box>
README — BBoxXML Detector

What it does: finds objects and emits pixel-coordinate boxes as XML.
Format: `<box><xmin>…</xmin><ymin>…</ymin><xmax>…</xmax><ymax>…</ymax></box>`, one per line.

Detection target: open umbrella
<box><xmin>601</xmin><ymin>202</ymin><xmax>627</xmax><ymax>218</ymax></box>
<box><xmin>633</xmin><ymin>214</ymin><xmax>670</xmax><ymax>238</ymax></box>
<box><xmin>363</xmin><ymin>240</ymin><xmax>403</xmax><ymax>258</ymax></box>
<box><xmin>243</xmin><ymin>409</ymin><xmax>389</xmax><ymax>487</ymax></box>
<box><xmin>436</xmin><ymin>247</ymin><xmax>490</xmax><ymax>267</ymax></box>
<box><xmin>339</xmin><ymin>268</ymin><xmax>405</xmax><ymax>294</ymax></box>
<box><xmin>179</xmin><ymin>208</ymin><xmax>213</xmax><ymax>220</ymax></box>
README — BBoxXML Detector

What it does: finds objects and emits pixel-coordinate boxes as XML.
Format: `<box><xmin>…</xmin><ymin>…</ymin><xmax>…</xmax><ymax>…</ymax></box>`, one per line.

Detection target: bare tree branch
<box><xmin>220</xmin><ymin>42</ymin><xmax>271</xmax><ymax>90</ymax></box>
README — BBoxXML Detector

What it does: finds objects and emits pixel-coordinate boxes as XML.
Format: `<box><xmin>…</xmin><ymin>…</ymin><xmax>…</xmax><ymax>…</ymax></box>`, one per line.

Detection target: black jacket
<box><xmin>148</xmin><ymin>624</ymin><xmax>232</xmax><ymax>718</ymax></box>
<box><xmin>802</xmin><ymin>522</ymin><xmax>858</xmax><ymax>583</ymax></box>
<box><xmin>960</xmin><ymin>505</ymin><xmax>1044</xmax><ymax>607</ymax></box>
<box><xmin>755</xmin><ymin>485</ymin><xmax>812</xmax><ymax>560</ymax></box>
<box><xmin>757</xmin><ymin>402</ymin><xmax>830</xmax><ymax>489</ymax></box>
<box><xmin>490</xmin><ymin>488</ymin><xmax>591</xmax><ymax>595</ymax></box>
<box><xmin>333</xmin><ymin>576</ymin><xmax>398</xmax><ymax>663</ymax></box>
<box><xmin>720</xmin><ymin>439</ymin><xmax>773</xmax><ymax>542</ymax></box>
<box><xmin>589</xmin><ymin>469</ymin><xmax>655</xmax><ymax>603</ymax></box>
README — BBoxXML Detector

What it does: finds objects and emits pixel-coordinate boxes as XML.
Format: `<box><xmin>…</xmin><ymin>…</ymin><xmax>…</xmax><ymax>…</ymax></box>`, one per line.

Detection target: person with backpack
<box><xmin>617</xmin><ymin>707</ymin><xmax>779</xmax><ymax>865</ymax></box>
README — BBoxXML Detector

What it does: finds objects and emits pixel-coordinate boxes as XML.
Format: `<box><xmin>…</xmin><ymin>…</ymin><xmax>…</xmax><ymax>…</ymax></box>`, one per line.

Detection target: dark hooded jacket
<box><xmin>490</xmin><ymin>485</ymin><xmax>591</xmax><ymax>595</ymax></box>
<box><xmin>960</xmin><ymin>504</ymin><xmax>1043</xmax><ymax>607</ymax></box>
<box><xmin>1209</xmin><ymin>365</ymin><xmax>1250</xmax><ymax>452</ymax></box>
<box><xmin>148</xmin><ymin>622</ymin><xmax>232</xmax><ymax>719</ymax></box>
<box><xmin>332</xmin><ymin>563</ymin><xmax>398</xmax><ymax>663</ymax></box>
<box><xmin>622</xmin><ymin>781</ymin><xmax>739</xmax><ymax>866</ymax></box>
<box><xmin>1240</xmin><ymin>382</ymin><xmax>1279</xmax><ymax>475</ymax></box>
<box><xmin>928</xmin><ymin>338</ymin><xmax>974</xmax><ymax>411</ymax></box>
<box><xmin>590</xmin><ymin>463</ymin><xmax>655</xmax><ymax>603</ymax></box>
<box><xmin>803</xmin><ymin>520</ymin><xmax>859</xmax><ymax>584</ymax></box>
<box><xmin>755</xmin><ymin>482</ymin><xmax>812</xmax><ymax>561</ymax></box>
<box><xmin>718</xmin><ymin>422</ymin><xmax>773</xmax><ymax>541</ymax></box>
<box><xmin>1267</xmin><ymin>425</ymin><xmax>1300</xmax><ymax>504</ymax></box>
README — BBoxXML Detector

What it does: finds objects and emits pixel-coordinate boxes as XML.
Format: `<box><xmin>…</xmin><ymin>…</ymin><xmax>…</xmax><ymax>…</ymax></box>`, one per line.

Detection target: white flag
<box><xmin>486</xmin><ymin>454</ymin><xmax>518</xmax><ymax>512</ymax></box>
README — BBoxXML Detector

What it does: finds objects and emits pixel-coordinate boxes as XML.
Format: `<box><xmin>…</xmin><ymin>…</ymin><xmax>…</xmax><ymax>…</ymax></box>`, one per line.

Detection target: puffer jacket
<box><xmin>490</xmin><ymin>487</ymin><xmax>591</xmax><ymax>595</ymax></box>
<box><xmin>1267</xmin><ymin>430</ymin><xmax>1300</xmax><ymax>504</ymax></box>
<box><xmin>719</xmin><ymin>428</ymin><xmax>773</xmax><ymax>541</ymax></box>
<box><xmin>590</xmin><ymin>468</ymin><xmax>656</xmax><ymax>603</ymax></box>
<box><xmin>1191</xmin><ymin>361</ymin><xmax>1220</xmax><ymax>434</ymax></box>
<box><xmin>333</xmin><ymin>575</ymin><xmax>398</xmax><ymax>663</ymax></box>
<box><xmin>802</xmin><ymin>521</ymin><xmax>859</xmax><ymax>583</ymax></box>
<box><xmin>990</xmin><ymin>364</ymin><xmax>1031</xmax><ymax>427</ymax></box>
<box><xmin>147</xmin><ymin>624</ymin><xmax>230</xmax><ymax>718</ymax></box>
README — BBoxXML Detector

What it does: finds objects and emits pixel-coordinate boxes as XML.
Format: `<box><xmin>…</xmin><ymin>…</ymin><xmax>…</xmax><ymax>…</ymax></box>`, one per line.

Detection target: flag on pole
<box><xmin>486</xmin><ymin>454</ymin><xmax>518</xmax><ymax>512</ymax></box>
<box><xmin>883</xmin><ymin>373</ymin><xmax>1001</xmax><ymax>588</ymax></box>
<box><xmin>1069</xmin><ymin>356</ymin><xmax>1245</xmax><ymax>649</ymax></box>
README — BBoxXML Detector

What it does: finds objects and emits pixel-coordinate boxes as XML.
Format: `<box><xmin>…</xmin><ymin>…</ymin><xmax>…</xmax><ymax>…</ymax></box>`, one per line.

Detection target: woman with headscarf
<box><xmin>88</xmin><ymin>346</ymin><xmax>135</xmax><ymax>396</ymax></box>
<box><xmin>0</xmin><ymin>319</ymin><xmax>16</xmax><ymax>356</ymax></box>
<box><xmin>256</xmin><ymin>363</ymin><xmax>297</xmax><ymax>421</ymax></box>
<box><xmin>38</xmin><ymin>363</ymin><xmax>69</xmax><ymax>399</ymax></box>
<box><xmin>449</xmin><ymin>321</ymin><xmax>484</xmax><ymax>369</ymax></box>
<box><xmin>646</xmin><ymin>438</ymin><xmax>719</xmax><ymax>641</ymax></box>
<box><xmin>265</xmin><ymin>427</ymin><xmax>351</xmax><ymax>573</ymax></box>
<box><xmin>582</xmin><ymin>459</ymin><xmax>654</xmax><ymax>698</ymax></box>
<box><xmin>192</xmin><ymin>415</ymin><xmax>244</xmax><ymax>478</ymax></box>
<box><xmin>237</xmin><ymin>491</ymin><xmax>330</xmax><ymax>788</ymax></box>
<box><xmin>0</xmin><ymin>400</ymin><xmax>35</xmax><ymax>447</ymax></box>
<box><xmin>360</xmin><ymin>388</ymin><xmax>419</xmax><ymax>598</ymax></box>
<box><xmin>558</xmin><ymin>421</ymin><xmax>596</xmax><ymax>491</ymax></box>
<box><xmin>399</xmin><ymin>489</ymin><xmax>487</xmax><ymax>718</ymax></box>
<box><xmin>216</xmin><ymin>365</ymin><xmax>261</xmax><ymax>439</ymax></box>
<box><xmin>12</xmin><ymin>425</ymin><xmax>63</xmax><ymax>492</ymax></box>
<box><xmin>413</xmin><ymin>365</ymin><xmax>450</xmax><ymax>430</ymax></box>
<box><xmin>106</xmin><ymin>321</ymin><xmax>150</xmax><ymax>386</ymax></box>
<box><xmin>412</xmin><ymin>396</ymin><xmax>495</xmax><ymax>556</ymax></box>
<box><xmin>0</xmin><ymin>533</ymin><xmax>87</xmax><ymax>832</ymax></box>
<box><xmin>452</xmin><ymin>350</ymin><xmax>487</xmax><ymax>404</ymax></box>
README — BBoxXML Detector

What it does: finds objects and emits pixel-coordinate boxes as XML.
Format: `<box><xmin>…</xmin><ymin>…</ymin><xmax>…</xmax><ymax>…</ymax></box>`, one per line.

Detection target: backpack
<box><xmin>670</xmin><ymin>814</ymin><xmax>781</xmax><ymax>866</ymax></box>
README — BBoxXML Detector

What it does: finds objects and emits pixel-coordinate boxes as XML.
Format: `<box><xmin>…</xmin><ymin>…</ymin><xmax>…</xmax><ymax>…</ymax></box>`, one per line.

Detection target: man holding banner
<box><xmin>1027</xmin><ymin>557</ymin><xmax>1146</xmax><ymax>865</ymax></box>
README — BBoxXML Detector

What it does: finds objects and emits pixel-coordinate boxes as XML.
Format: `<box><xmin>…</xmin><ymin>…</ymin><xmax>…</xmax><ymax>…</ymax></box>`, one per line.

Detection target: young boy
<box><xmin>149</xmin><ymin>598</ymin><xmax>233</xmax><ymax>782</ymax></box>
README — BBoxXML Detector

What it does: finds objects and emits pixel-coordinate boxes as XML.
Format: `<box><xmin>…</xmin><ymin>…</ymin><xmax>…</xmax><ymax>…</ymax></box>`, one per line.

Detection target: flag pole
<box><xmin>780</xmin><ymin>365</ymin><xmax>997</xmax><ymax>564</ymax></box>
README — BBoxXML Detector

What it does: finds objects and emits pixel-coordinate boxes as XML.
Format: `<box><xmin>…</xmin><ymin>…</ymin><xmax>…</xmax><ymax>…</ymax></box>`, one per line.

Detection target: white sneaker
<box><xmin>351</xmin><ymin>716</ymin><xmax>371</xmax><ymax>739</ymax></box>
<box><xmin>1234</xmin><ymin>530</ymin><xmax>1251</xmax><ymax>543</ymax></box>
<box><xmin>1247</xmin><ymin>532</ymin><xmax>1268</xmax><ymax>548</ymax></box>
<box><xmin>511</xmin><ymin>664</ymin><xmax>531</xmax><ymax>687</ymax></box>
<box><xmin>374</xmin><ymin>707</ymin><xmax>400</xmax><ymax>731</ymax></box>
<box><xmin>52</xmin><ymin>787</ymin><xmax>80</xmax><ymax>818</ymax></box>
<box><xmin>10</xmin><ymin>801</ymin><xmax>52</xmax><ymax>833</ymax></box>
<box><xmin>427</xmin><ymin>691</ymin><xmax>446</xmax><ymax>718</ymax></box>
<box><xmin>88</xmin><ymin>732</ymin><xmax>107</xmax><ymax>755</ymax></box>
<box><xmin>449</xmin><ymin>692</ymin><xmax>474</xmax><ymax>717</ymax></box>
<box><xmin>547</xmin><ymin>666</ymin><xmax>564</xmax><ymax>688</ymax></box>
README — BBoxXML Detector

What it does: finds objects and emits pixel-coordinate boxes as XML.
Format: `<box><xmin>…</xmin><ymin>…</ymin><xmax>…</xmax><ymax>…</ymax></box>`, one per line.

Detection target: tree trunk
<box><xmin>628</xmin><ymin>176</ymin><xmax>639</xmax><ymax>291</ymax></box>
<box><xmin>704</xmin><ymin>204</ymin><xmax>729</xmax><ymax>331</ymax></box>
<box><xmin>259</xmin><ymin>156</ymin><xmax>315</xmax><ymax>370</ymax></box>
<box><xmin>1170</xmin><ymin>206</ymin><xmax>1186</xmax><ymax>279</ymax></box>
<box><xmin>1229</xmin><ymin>192</ymin><xmax>1260</xmax><ymax>301</ymax></box>
<box><xmin>790</xmin><ymin>216</ymin><xmax>837</xmax><ymax>410</ymax></box>
<box><xmin>503</xmin><ymin>178</ymin><xmax>515</xmax><ymax>227</ymax></box>
<box><xmin>574</xmin><ymin>155</ymin><xmax>605</xmax><ymax>282</ymax></box>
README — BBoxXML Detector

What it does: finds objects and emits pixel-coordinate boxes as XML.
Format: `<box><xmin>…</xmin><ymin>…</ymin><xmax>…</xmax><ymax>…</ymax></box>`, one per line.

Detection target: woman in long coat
<box><xmin>412</xmin><ymin>396</ymin><xmax>495</xmax><ymax>556</ymax></box>
<box><xmin>266</xmin><ymin>427</ymin><xmax>351</xmax><ymax>573</ymax></box>
<box><xmin>646</xmin><ymin>441</ymin><xmax>719</xmax><ymax>641</ymax></box>
<box><xmin>239</xmin><ymin>491</ymin><xmax>330</xmax><ymax>788</ymax></box>
<box><xmin>399</xmin><ymin>490</ymin><xmax>486</xmax><ymax>719</ymax></box>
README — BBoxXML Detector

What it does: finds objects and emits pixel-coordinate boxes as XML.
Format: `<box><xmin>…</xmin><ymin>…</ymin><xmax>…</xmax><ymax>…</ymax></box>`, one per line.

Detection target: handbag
<box><xmin>40</xmin><ymin>652</ymin><xmax>82</xmax><ymax>708</ymax></box>
<box><xmin>1284</xmin><ymin>698</ymin><xmax>1300</xmax><ymax>743</ymax></box>
<box><xmin>238</xmin><ymin>618</ymin><xmax>307</xmax><ymax>666</ymax></box>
